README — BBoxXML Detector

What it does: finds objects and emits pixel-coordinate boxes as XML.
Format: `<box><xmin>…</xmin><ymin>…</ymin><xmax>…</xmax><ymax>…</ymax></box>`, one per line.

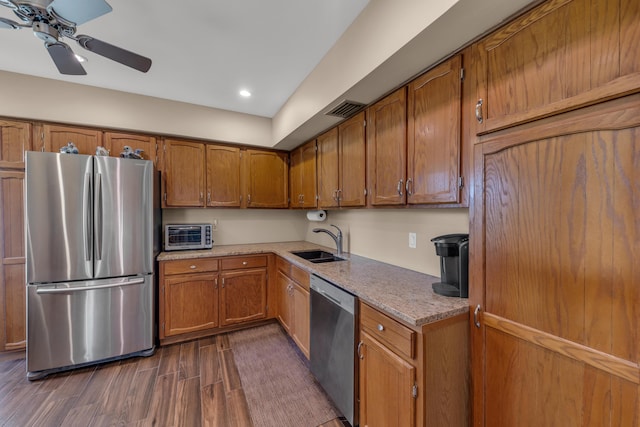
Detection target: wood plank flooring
<box><xmin>0</xmin><ymin>328</ymin><xmax>349</xmax><ymax>427</ymax></box>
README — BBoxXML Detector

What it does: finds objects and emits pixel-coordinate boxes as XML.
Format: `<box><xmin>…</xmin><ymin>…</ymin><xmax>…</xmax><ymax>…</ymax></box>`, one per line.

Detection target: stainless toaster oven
<box><xmin>164</xmin><ymin>224</ymin><xmax>213</xmax><ymax>251</ymax></box>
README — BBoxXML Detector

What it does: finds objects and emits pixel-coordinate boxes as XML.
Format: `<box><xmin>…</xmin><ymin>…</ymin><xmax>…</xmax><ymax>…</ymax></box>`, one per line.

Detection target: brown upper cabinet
<box><xmin>0</xmin><ymin>119</ymin><xmax>32</xmax><ymax>169</ymax></box>
<box><xmin>103</xmin><ymin>132</ymin><xmax>157</xmax><ymax>164</ymax></box>
<box><xmin>289</xmin><ymin>139</ymin><xmax>317</xmax><ymax>208</ymax></box>
<box><xmin>206</xmin><ymin>144</ymin><xmax>241</xmax><ymax>207</ymax></box>
<box><xmin>42</xmin><ymin>123</ymin><xmax>102</xmax><ymax>155</ymax></box>
<box><xmin>243</xmin><ymin>149</ymin><xmax>288</xmax><ymax>208</ymax></box>
<box><xmin>164</xmin><ymin>139</ymin><xmax>206</xmax><ymax>207</ymax></box>
<box><xmin>475</xmin><ymin>0</ymin><xmax>640</xmax><ymax>134</ymax></box>
<box><xmin>317</xmin><ymin>111</ymin><xmax>366</xmax><ymax>208</ymax></box>
<box><xmin>407</xmin><ymin>54</ymin><xmax>462</xmax><ymax>205</ymax></box>
<box><xmin>366</xmin><ymin>87</ymin><xmax>407</xmax><ymax>206</ymax></box>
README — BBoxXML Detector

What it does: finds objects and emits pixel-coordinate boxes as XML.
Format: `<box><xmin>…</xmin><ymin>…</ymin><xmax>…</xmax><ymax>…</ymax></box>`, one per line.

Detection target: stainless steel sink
<box><xmin>290</xmin><ymin>250</ymin><xmax>345</xmax><ymax>264</ymax></box>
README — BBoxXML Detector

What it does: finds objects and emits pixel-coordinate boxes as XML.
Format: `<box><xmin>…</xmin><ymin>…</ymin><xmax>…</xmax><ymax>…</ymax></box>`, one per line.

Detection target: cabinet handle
<box><xmin>247</xmin><ymin>194</ymin><xmax>251</xmax><ymax>204</ymax></box>
<box><xmin>221</xmin><ymin>278</ymin><xmax>225</xmax><ymax>288</ymax></box>
<box><xmin>190</xmin><ymin>265</ymin><xmax>196</xmax><ymax>269</ymax></box>
<box><xmin>377</xmin><ymin>324</ymin><xmax>385</xmax><ymax>332</ymax></box>
<box><xmin>475</xmin><ymin>99</ymin><xmax>484</xmax><ymax>123</ymax></box>
<box><xmin>405</xmin><ymin>178</ymin><xmax>413</xmax><ymax>196</ymax></box>
<box><xmin>207</xmin><ymin>192</ymin><xmax>211</xmax><ymax>204</ymax></box>
<box><xmin>242</xmin><ymin>261</ymin><xmax>248</xmax><ymax>265</ymax></box>
<box><xmin>357</xmin><ymin>341</ymin><xmax>364</xmax><ymax>359</ymax></box>
<box><xmin>397</xmin><ymin>179</ymin><xmax>404</xmax><ymax>197</ymax></box>
<box><xmin>337</xmin><ymin>189</ymin><xmax>342</xmax><ymax>201</ymax></box>
<box><xmin>332</xmin><ymin>190</ymin><xmax>338</xmax><ymax>202</ymax></box>
<box><xmin>474</xmin><ymin>304</ymin><xmax>481</xmax><ymax>328</ymax></box>
<box><xmin>200</xmin><ymin>192</ymin><xmax>204</xmax><ymax>202</ymax></box>
<box><xmin>214</xmin><ymin>277</ymin><xmax>218</xmax><ymax>289</ymax></box>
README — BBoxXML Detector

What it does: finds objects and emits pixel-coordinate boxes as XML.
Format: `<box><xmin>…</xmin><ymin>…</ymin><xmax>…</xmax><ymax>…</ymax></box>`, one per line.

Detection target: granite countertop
<box><xmin>157</xmin><ymin>241</ymin><xmax>469</xmax><ymax>328</ymax></box>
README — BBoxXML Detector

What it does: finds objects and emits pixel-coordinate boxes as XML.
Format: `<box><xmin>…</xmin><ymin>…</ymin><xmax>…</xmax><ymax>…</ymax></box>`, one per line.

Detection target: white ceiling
<box><xmin>0</xmin><ymin>0</ymin><xmax>370</xmax><ymax>118</ymax></box>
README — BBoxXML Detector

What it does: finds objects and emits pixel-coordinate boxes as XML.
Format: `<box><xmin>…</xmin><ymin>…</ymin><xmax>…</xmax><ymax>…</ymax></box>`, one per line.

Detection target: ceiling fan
<box><xmin>0</xmin><ymin>0</ymin><xmax>151</xmax><ymax>75</ymax></box>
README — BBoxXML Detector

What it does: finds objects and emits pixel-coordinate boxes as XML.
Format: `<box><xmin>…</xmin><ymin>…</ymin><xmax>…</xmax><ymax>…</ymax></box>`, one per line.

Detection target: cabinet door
<box><xmin>206</xmin><ymin>144</ymin><xmax>241</xmax><ymax>207</ymax></box>
<box><xmin>164</xmin><ymin>139</ymin><xmax>205</xmax><ymax>207</ymax></box>
<box><xmin>407</xmin><ymin>55</ymin><xmax>461</xmax><ymax>204</ymax></box>
<box><xmin>0</xmin><ymin>119</ymin><xmax>32</xmax><ymax>169</ymax></box>
<box><xmin>244</xmin><ymin>150</ymin><xmax>288</xmax><ymax>208</ymax></box>
<box><xmin>0</xmin><ymin>171</ymin><xmax>26</xmax><ymax>351</ymax></box>
<box><xmin>317</xmin><ymin>128</ymin><xmax>339</xmax><ymax>208</ymax></box>
<box><xmin>42</xmin><ymin>124</ymin><xmax>102</xmax><ymax>155</ymax></box>
<box><xmin>291</xmin><ymin>281</ymin><xmax>310</xmax><ymax>359</ymax></box>
<box><xmin>219</xmin><ymin>268</ymin><xmax>267</xmax><ymax>326</ymax></box>
<box><xmin>338</xmin><ymin>111</ymin><xmax>366</xmax><ymax>207</ymax></box>
<box><xmin>472</xmin><ymin>95</ymin><xmax>640</xmax><ymax>426</ymax></box>
<box><xmin>104</xmin><ymin>132</ymin><xmax>157</xmax><ymax>164</ymax></box>
<box><xmin>367</xmin><ymin>88</ymin><xmax>407</xmax><ymax>206</ymax></box>
<box><xmin>475</xmin><ymin>0</ymin><xmax>640</xmax><ymax>134</ymax></box>
<box><xmin>162</xmin><ymin>272</ymin><xmax>218</xmax><ymax>337</ymax></box>
<box><xmin>290</xmin><ymin>140</ymin><xmax>317</xmax><ymax>208</ymax></box>
<box><xmin>359</xmin><ymin>331</ymin><xmax>416</xmax><ymax>427</ymax></box>
<box><xmin>276</xmin><ymin>270</ymin><xmax>292</xmax><ymax>333</ymax></box>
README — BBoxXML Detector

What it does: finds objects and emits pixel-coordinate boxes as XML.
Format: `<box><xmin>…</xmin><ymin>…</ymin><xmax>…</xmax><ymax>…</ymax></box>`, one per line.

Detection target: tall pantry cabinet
<box><xmin>470</xmin><ymin>0</ymin><xmax>640</xmax><ymax>425</ymax></box>
<box><xmin>0</xmin><ymin>119</ymin><xmax>31</xmax><ymax>351</ymax></box>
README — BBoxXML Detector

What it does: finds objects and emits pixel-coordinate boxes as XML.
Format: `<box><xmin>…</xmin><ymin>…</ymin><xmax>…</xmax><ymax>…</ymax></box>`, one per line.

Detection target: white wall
<box><xmin>305</xmin><ymin>208</ymin><xmax>469</xmax><ymax>277</ymax></box>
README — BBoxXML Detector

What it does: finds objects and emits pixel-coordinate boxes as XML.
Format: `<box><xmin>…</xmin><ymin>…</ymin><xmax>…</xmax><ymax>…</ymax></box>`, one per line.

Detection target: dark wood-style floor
<box><xmin>0</xmin><ymin>331</ymin><xmax>348</xmax><ymax>427</ymax></box>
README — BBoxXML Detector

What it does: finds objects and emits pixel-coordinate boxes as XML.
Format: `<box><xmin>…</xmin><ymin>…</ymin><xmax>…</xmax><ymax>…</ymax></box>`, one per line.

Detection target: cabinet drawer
<box><xmin>360</xmin><ymin>302</ymin><xmax>416</xmax><ymax>359</ymax></box>
<box><xmin>163</xmin><ymin>258</ymin><xmax>218</xmax><ymax>275</ymax></box>
<box><xmin>221</xmin><ymin>255</ymin><xmax>268</xmax><ymax>270</ymax></box>
<box><xmin>290</xmin><ymin>264</ymin><xmax>309</xmax><ymax>290</ymax></box>
<box><xmin>276</xmin><ymin>256</ymin><xmax>291</xmax><ymax>275</ymax></box>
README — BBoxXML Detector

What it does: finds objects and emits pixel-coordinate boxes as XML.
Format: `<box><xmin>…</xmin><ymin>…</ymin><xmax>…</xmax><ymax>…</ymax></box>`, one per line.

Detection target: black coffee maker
<box><xmin>431</xmin><ymin>234</ymin><xmax>469</xmax><ymax>298</ymax></box>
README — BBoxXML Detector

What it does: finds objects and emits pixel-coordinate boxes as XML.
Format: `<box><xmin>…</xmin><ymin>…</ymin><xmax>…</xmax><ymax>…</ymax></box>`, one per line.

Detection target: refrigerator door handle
<box><xmin>84</xmin><ymin>172</ymin><xmax>92</xmax><ymax>262</ymax></box>
<box><xmin>95</xmin><ymin>173</ymin><xmax>103</xmax><ymax>260</ymax></box>
<box><xmin>35</xmin><ymin>277</ymin><xmax>146</xmax><ymax>294</ymax></box>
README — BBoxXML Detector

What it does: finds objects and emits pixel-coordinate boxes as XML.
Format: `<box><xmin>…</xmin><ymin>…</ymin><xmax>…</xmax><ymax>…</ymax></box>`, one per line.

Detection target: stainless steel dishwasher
<box><xmin>310</xmin><ymin>274</ymin><xmax>358</xmax><ymax>426</ymax></box>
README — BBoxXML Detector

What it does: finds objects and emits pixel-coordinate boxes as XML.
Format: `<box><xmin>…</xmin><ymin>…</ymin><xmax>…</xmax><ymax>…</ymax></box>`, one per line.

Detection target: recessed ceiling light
<box><xmin>75</xmin><ymin>54</ymin><xmax>87</xmax><ymax>63</ymax></box>
<box><xmin>239</xmin><ymin>89</ymin><xmax>251</xmax><ymax>98</ymax></box>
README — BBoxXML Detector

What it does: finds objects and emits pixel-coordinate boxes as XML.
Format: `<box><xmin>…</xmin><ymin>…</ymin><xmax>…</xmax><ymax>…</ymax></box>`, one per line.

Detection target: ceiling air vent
<box><xmin>325</xmin><ymin>100</ymin><xmax>366</xmax><ymax>118</ymax></box>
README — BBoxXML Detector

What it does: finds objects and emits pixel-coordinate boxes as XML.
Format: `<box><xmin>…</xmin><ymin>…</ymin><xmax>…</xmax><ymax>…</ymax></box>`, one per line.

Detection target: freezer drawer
<box><xmin>27</xmin><ymin>275</ymin><xmax>154</xmax><ymax>376</ymax></box>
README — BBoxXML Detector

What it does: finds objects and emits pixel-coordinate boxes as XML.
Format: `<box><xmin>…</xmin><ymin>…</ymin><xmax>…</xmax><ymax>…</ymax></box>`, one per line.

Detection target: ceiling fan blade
<box><xmin>0</xmin><ymin>17</ymin><xmax>22</xmax><ymax>29</ymax></box>
<box><xmin>76</xmin><ymin>35</ymin><xmax>151</xmax><ymax>72</ymax></box>
<box><xmin>48</xmin><ymin>0</ymin><xmax>112</xmax><ymax>25</ymax></box>
<box><xmin>45</xmin><ymin>42</ymin><xmax>86</xmax><ymax>75</ymax></box>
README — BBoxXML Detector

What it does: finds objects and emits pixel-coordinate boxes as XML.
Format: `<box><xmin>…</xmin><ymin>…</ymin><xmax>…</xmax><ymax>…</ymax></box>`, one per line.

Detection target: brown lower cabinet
<box><xmin>275</xmin><ymin>257</ymin><xmax>310</xmax><ymax>358</ymax></box>
<box><xmin>358</xmin><ymin>302</ymin><xmax>469</xmax><ymax>427</ymax></box>
<box><xmin>159</xmin><ymin>255</ymin><xmax>268</xmax><ymax>344</ymax></box>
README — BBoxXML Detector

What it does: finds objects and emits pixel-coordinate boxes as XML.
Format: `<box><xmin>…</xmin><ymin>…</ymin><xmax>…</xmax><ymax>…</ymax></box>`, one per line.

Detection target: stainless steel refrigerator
<box><xmin>25</xmin><ymin>151</ymin><xmax>156</xmax><ymax>380</ymax></box>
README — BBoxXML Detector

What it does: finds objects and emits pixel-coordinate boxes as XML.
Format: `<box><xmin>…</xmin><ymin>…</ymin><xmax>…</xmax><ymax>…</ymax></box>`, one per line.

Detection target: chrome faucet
<box><xmin>312</xmin><ymin>224</ymin><xmax>343</xmax><ymax>256</ymax></box>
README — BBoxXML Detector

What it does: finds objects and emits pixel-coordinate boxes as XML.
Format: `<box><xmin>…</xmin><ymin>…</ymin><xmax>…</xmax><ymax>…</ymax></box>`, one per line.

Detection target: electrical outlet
<box><xmin>409</xmin><ymin>232</ymin><xmax>417</xmax><ymax>249</ymax></box>
<box><xmin>212</xmin><ymin>219</ymin><xmax>218</xmax><ymax>231</ymax></box>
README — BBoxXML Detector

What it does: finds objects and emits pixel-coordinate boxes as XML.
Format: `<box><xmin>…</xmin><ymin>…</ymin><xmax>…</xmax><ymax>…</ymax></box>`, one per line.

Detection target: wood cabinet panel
<box><xmin>407</xmin><ymin>55</ymin><xmax>461</xmax><ymax>205</ymax></box>
<box><xmin>275</xmin><ymin>257</ymin><xmax>310</xmax><ymax>358</ymax></box>
<box><xmin>162</xmin><ymin>272</ymin><xmax>218</xmax><ymax>337</ymax></box>
<box><xmin>219</xmin><ymin>268</ymin><xmax>267</xmax><ymax>326</ymax></box>
<box><xmin>206</xmin><ymin>145</ymin><xmax>241</xmax><ymax>207</ymax></box>
<box><xmin>338</xmin><ymin>112</ymin><xmax>366</xmax><ymax>207</ymax></box>
<box><xmin>0</xmin><ymin>170</ymin><xmax>25</xmax><ymax>351</ymax></box>
<box><xmin>163</xmin><ymin>258</ymin><xmax>218</xmax><ymax>276</ymax></box>
<box><xmin>244</xmin><ymin>149</ymin><xmax>288</xmax><ymax>208</ymax></box>
<box><xmin>317</xmin><ymin>127</ymin><xmax>339</xmax><ymax>208</ymax></box>
<box><xmin>276</xmin><ymin>271</ymin><xmax>292</xmax><ymax>333</ymax></box>
<box><xmin>0</xmin><ymin>119</ymin><xmax>31</xmax><ymax>169</ymax></box>
<box><xmin>472</xmin><ymin>94</ymin><xmax>640</xmax><ymax>426</ymax></box>
<box><xmin>361</xmin><ymin>302</ymin><xmax>415</xmax><ymax>360</ymax></box>
<box><xmin>366</xmin><ymin>87</ymin><xmax>407</xmax><ymax>206</ymax></box>
<box><xmin>220</xmin><ymin>255</ymin><xmax>267</xmax><ymax>270</ymax></box>
<box><xmin>476</xmin><ymin>0</ymin><xmax>640</xmax><ymax>133</ymax></box>
<box><xmin>290</xmin><ymin>140</ymin><xmax>317</xmax><ymax>208</ymax></box>
<box><xmin>103</xmin><ymin>132</ymin><xmax>157</xmax><ymax>164</ymax></box>
<box><xmin>359</xmin><ymin>330</ymin><xmax>416</xmax><ymax>427</ymax></box>
<box><xmin>42</xmin><ymin>124</ymin><xmax>102</xmax><ymax>155</ymax></box>
<box><xmin>291</xmin><ymin>281</ymin><xmax>310</xmax><ymax>358</ymax></box>
<box><xmin>164</xmin><ymin>139</ymin><xmax>206</xmax><ymax>207</ymax></box>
